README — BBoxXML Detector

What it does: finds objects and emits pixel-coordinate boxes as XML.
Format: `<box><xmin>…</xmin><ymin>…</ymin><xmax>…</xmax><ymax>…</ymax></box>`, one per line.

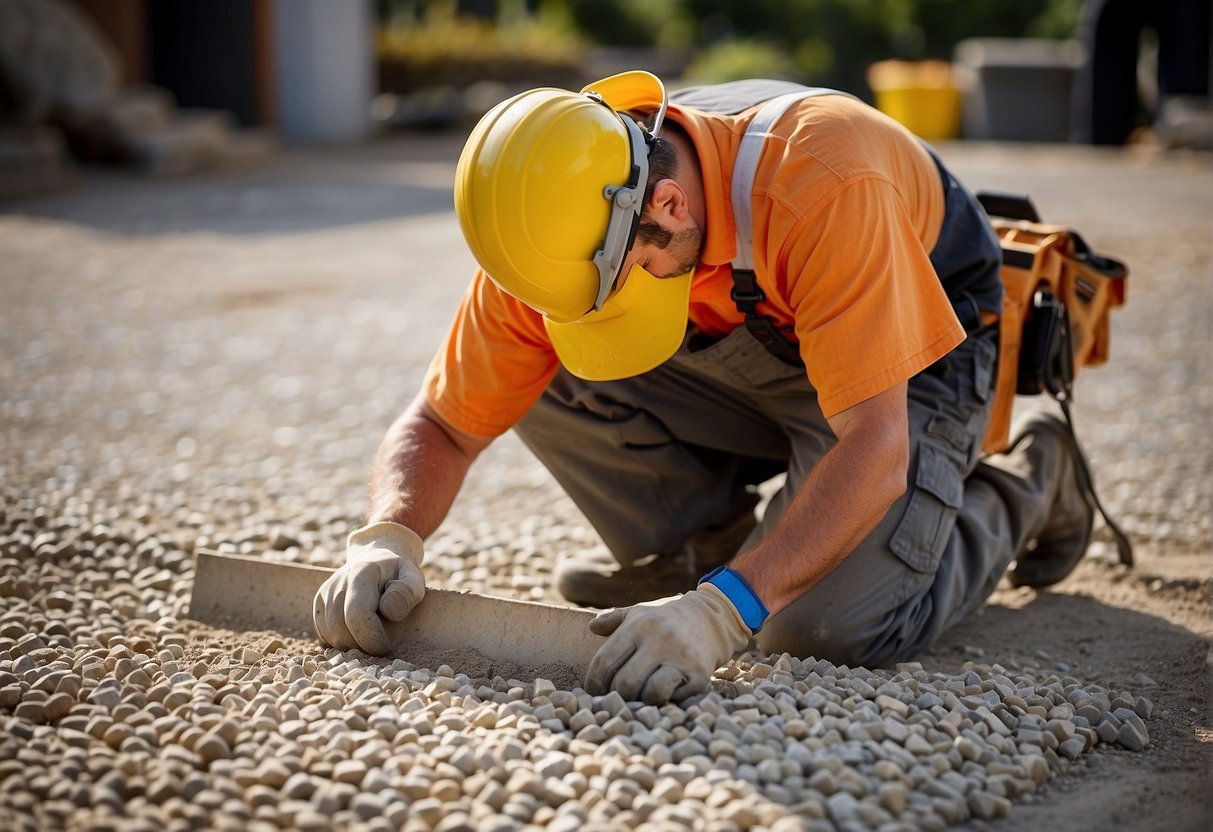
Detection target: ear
<box><xmin>647</xmin><ymin>179</ymin><xmax>691</xmax><ymax>224</ymax></box>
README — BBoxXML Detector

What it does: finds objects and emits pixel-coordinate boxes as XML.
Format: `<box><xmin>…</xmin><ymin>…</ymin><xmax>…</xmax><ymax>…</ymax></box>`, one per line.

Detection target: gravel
<box><xmin>2</xmin><ymin>137</ymin><xmax>1208</xmax><ymax>830</ymax></box>
<box><xmin>0</xmin><ymin>581</ymin><xmax>1159</xmax><ymax>831</ymax></box>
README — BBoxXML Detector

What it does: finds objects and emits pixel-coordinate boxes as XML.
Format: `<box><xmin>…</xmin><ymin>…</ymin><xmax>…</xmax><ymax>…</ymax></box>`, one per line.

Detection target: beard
<box><xmin>657</xmin><ymin>225</ymin><xmax>704</xmax><ymax>278</ymax></box>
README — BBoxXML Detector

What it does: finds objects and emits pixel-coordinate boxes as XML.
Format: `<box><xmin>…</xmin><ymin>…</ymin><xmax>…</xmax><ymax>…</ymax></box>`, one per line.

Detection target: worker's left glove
<box><xmin>585</xmin><ymin>584</ymin><xmax>752</xmax><ymax>705</ymax></box>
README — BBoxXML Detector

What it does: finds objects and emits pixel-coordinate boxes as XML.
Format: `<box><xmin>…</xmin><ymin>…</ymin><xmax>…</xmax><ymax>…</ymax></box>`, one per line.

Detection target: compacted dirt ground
<box><xmin>1</xmin><ymin>133</ymin><xmax>1209</xmax><ymax>831</ymax></box>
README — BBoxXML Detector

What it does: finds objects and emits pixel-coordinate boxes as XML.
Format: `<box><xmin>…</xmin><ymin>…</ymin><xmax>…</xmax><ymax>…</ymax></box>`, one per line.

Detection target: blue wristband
<box><xmin>699</xmin><ymin>566</ymin><xmax>769</xmax><ymax>632</ymax></box>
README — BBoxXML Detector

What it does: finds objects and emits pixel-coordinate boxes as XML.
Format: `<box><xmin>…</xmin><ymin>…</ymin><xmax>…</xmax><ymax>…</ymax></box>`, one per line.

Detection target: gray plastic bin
<box><xmin>955</xmin><ymin>38</ymin><xmax>1084</xmax><ymax>142</ymax></box>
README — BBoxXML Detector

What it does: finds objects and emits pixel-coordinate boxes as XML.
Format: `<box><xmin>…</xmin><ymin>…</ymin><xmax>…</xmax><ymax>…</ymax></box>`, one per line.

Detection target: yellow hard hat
<box><xmin>454</xmin><ymin>71</ymin><xmax>691</xmax><ymax>381</ymax></box>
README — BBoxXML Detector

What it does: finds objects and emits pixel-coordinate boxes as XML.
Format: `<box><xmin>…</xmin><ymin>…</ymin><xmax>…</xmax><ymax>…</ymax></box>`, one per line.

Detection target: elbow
<box><xmin>845</xmin><ymin>423</ymin><xmax>908</xmax><ymax>513</ymax></box>
<box><xmin>413</xmin><ymin>393</ymin><xmax>493</xmax><ymax>463</ymax></box>
<box><xmin>882</xmin><ymin>431</ymin><xmax>911</xmax><ymax>508</ymax></box>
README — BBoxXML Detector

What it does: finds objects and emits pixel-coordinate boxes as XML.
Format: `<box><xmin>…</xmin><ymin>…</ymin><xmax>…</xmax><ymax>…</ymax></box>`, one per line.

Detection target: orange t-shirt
<box><xmin>425</xmin><ymin>94</ymin><xmax>962</xmax><ymax>437</ymax></box>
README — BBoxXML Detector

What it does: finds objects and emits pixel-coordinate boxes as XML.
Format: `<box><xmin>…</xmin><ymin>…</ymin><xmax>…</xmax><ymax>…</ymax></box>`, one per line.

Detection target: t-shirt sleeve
<box><xmin>423</xmin><ymin>269</ymin><xmax>560</xmax><ymax>437</ymax></box>
<box><xmin>774</xmin><ymin>176</ymin><xmax>964</xmax><ymax>417</ymax></box>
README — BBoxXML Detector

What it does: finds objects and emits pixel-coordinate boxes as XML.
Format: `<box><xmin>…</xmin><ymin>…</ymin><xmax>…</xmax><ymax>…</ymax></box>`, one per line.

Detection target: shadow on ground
<box><xmin>924</xmin><ymin>588</ymin><xmax>1210</xmax><ymax>832</ymax></box>
<box><xmin>1</xmin><ymin>135</ymin><xmax>467</xmax><ymax>237</ymax></box>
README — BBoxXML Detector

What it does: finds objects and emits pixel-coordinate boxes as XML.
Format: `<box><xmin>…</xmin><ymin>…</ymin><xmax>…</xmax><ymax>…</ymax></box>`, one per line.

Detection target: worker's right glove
<box><xmin>584</xmin><ymin>583</ymin><xmax>752</xmax><ymax>705</ymax></box>
<box><xmin>313</xmin><ymin>521</ymin><xmax>426</xmax><ymax>655</ymax></box>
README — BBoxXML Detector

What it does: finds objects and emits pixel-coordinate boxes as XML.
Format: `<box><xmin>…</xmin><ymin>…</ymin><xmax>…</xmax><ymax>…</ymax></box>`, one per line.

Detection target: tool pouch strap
<box><xmin>1059</xmin><ymin>397</ymin><xmax>1135</xmax><ymax>567</ymax></box>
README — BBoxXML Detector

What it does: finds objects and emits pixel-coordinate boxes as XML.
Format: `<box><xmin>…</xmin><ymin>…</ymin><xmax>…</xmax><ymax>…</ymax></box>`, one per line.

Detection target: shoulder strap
<box><xmin>729</xmin><ymin>89</ymin><xmax>848</xmax><ymax>366</ymax></box>
<box><xmin>670</xmin><ymin>79</ymin><xmax>818</xmax><ymax>115</ymax></box>
<box><xmin>732</xmin><ymin>88</ymin><xmax>848</xmax><ymax>271</ymax></box>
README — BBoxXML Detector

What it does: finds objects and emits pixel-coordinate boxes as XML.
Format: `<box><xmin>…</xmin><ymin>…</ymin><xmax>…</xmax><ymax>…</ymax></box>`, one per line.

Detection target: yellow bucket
<box><xmin>867</xmin><ymin>60</ymin><xmax>962</xmax><ymax>141</ymax></box>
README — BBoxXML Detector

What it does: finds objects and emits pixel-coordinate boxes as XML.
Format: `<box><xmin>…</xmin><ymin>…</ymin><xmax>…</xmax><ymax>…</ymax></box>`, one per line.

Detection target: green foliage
<box><xmin>565</xmin><ymin>0</ymin><xmax>694</xmax><ymax>48</ymax></box>
<box><xmin>912</xmin><ymin>0</ymin><xmax>1053</xmax><ymax>56</ymax></box>
<box><xmin>376</xmin><ymin>0</ymin><xmax>1086</xmax><ymax>97</ymax></box>
<box><xmin>672</xmin><ymin>0</ymin><xmax>905</xmax><ymax>92</ymax></box>
<box><xmin>1028</xmin><ymin>0</ymin><xmax>1084</xmax><ymax>38</ymax></box>
<box><xmin>685</xmin><ymin>39</ymin><xmax>801</xmax><ymax>84</ymax></box>
<box><xmin>377</xmin><ymin>0</ymin><xmax>586</xmax><ymax>94</ymax></box>
<box><xmin>675</xmin><ymin>0</ymin><xmax>1080</xmax><ymax>93</ymax></box>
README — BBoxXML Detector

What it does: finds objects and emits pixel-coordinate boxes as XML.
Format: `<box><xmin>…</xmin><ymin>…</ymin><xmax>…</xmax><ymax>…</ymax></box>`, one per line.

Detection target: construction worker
<box><xmin>313</xmin><ymin>72</ymin><xmax>1097</xmax><ymax>705</ymax></box>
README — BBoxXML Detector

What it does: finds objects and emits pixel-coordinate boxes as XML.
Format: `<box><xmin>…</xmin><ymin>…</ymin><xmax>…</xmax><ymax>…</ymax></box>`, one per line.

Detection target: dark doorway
<box><xmin>147</xmin><ymin>0</ymin><xmax>261</xmax><ymax>126</ymax></box>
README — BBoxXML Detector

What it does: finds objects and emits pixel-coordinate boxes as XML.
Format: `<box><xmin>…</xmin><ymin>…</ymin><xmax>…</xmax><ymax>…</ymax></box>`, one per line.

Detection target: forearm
<box><xmin>367</xmin><ymin>392</ymin><xmax>489</xmax><ymax>538</ymax></box>
<box><xmin>730</xmin><ymin>387</ymin><xmax>909</xmax><ymax>615</ymax></box>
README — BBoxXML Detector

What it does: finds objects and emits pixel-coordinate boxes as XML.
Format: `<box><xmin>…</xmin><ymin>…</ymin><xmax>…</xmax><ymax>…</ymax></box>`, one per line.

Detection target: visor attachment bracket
<box><xmin>603</xmin><ymin>185</ymin><xmax>639</xmax><ymax>209</ymax></box>
<box><xmin>587</xmin><ymin>104</ymin><xmax>655</xmax><ymax>315</ymax></box>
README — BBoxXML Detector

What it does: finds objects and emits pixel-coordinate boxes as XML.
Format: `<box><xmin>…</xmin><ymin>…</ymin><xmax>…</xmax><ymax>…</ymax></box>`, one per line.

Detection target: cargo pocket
<box><xmin>690</xmin><ymin>326</ymin><xmax>807</xmax><ymax>389</ymax></box>
<box><xmin>889</xmin><ymin>444</ymin><xmax>965</xmax><ymax>573</ymax></box>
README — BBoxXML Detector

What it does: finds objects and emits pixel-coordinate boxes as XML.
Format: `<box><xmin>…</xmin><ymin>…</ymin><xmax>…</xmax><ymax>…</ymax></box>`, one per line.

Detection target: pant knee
<box><xmin>756</xmin><ymin>597</ymin><xmax>941</xmax><ymax>670</ymax></box>
<box><xmin>756</xmin><ymin>613</ymin><xmax>872</xmax><ymax>669</ymax></box>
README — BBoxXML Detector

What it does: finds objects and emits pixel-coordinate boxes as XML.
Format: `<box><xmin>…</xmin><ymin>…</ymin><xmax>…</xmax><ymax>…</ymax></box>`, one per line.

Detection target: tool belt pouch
<box><xmin>978</xmin><ymin>193</ymin><xmax>1129</xmax><ymax>455</ymax></box>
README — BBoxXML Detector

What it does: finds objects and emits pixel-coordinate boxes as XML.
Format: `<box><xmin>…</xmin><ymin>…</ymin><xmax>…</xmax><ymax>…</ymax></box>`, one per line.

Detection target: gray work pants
<box><xmin>514</xmin><ymin>323</ymin><xmax>1057</xmax><ymax>668</ymax></box>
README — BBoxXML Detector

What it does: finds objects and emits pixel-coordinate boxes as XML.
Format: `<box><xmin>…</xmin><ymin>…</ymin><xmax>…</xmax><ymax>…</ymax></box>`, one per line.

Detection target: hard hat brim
<box><xmin>544</xmin><ymin>264</ymin><xmax>691</xmax><ymax>381</ymax></box>
<box><xmin>580</xmin><ymin>71</ymin><xmax>666</xmax><ymax>115</ymax></box>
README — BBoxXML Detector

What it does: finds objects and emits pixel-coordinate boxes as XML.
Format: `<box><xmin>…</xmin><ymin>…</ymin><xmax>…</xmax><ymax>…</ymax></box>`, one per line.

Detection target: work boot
<box><xmin>556</xmin><ymin>509</ymin><xmax>758</xmax><ymax>608</ymax></box>
<box><xmin>1007</xmin><ymin>413</ymin><xmax>1097</xmax><ymax>588</ymax></box>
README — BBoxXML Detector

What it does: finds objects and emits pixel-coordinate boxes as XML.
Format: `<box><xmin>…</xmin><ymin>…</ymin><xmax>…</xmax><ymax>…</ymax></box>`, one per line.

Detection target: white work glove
<box><xmin>585</xmin><ymin>584</ymin><xmax>752</xmax><ymax>705</ymax></box>
<box><xmin>313</xmin><ymin>521</ymin><xmax>426</xmax><ymax>655</ymax></box>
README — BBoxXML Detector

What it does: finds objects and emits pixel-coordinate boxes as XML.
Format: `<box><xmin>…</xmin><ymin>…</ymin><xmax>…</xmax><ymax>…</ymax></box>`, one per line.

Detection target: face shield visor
<box><xmin>544</xmin><ymin>71</ymin><xmax>692</xmax><ymax>382</ymax></box>
<box><xmin>585</xmin><ymin>88</ymin><xmax>669</xmax><ymax>312</ymax></box>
